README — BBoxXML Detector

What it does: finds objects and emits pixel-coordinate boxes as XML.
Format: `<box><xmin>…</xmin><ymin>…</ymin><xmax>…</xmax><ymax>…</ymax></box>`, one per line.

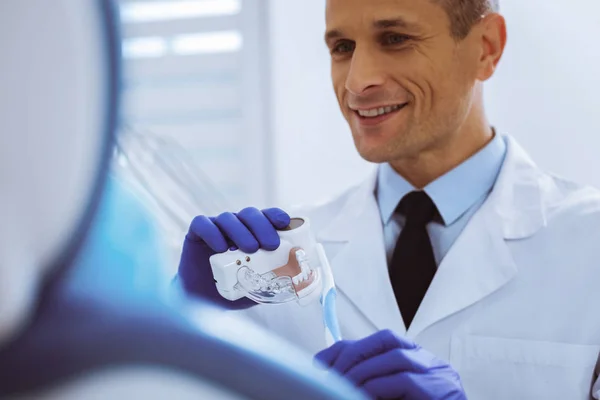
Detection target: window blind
<box><xmin>118</xmin><ymin>0</ymin><xmax>272</xmax><ymax>214</ymax></box>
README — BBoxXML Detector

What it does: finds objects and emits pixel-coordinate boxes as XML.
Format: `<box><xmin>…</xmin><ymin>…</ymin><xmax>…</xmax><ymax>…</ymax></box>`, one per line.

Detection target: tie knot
<box><xmin>397</xmin><ymin>191</ymin><xmax>437</xmax><ymax>225</ymax></box>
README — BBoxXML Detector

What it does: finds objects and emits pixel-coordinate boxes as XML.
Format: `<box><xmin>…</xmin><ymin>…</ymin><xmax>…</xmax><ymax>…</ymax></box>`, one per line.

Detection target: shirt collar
<box><xmin>376</xmin><ymin>132</ymin><xmax>507</xmax><ymax>226</ymax></box>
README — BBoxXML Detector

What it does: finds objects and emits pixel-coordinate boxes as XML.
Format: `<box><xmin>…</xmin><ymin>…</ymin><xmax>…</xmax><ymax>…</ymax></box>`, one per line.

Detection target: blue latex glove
<box><xmin>177</xmin><ymin>207</ymin><xmax>291</xmax><ymax>309</ymax></box>
<box><xmin>315</xmin><ymin>330</ymin><xmax>467</xmax><ymax>400</ymax></box>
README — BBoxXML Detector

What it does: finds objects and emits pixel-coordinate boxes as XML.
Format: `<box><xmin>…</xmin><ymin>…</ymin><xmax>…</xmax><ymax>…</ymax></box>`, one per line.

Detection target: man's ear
<box><xmin>476</xmin><ymin>13</ymin><xmax>507</xmax><ymax>81</ymax></box>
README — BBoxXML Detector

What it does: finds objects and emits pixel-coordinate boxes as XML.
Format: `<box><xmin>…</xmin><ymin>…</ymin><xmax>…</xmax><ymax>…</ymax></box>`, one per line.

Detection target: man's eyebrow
<box><xmin>373</xmin><ymin>17</ymin><xmax>421</xmax><ymax>30</ymax></box>
<box><xmin>324</xmin><ymin>29</ymin><xmax>343</xmax><ymax>43</ymax></box>
<box><xmin>325</xmin><ymin>17</ymin><xmax>421</xmax><ymax>43</ymax></box>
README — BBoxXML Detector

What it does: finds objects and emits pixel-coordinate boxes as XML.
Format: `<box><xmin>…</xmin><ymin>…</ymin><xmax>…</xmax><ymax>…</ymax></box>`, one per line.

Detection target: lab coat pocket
<box><xmin>450</xmin><ymin>335</ymin><xmax>600</xmax><ymax>400</ymax></box>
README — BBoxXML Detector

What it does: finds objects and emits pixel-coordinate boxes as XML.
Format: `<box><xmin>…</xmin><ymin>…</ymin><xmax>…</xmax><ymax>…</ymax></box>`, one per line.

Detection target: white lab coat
<box><xmin>240</xmin><ymin>135</ymin><xmax>600</xmax><ymax>399</ymax></box>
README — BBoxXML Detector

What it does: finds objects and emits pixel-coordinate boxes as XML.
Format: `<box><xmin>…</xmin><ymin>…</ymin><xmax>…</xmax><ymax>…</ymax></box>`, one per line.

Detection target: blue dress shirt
<box><xmin>376</xmin><ymin>134</ymin><xmax>508</xmax><ymax>266</ymax></box>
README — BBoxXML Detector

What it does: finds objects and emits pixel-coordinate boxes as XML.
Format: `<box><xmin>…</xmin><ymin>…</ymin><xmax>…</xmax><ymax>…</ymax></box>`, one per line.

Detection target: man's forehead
<box><xmin>325</xmin><ymin>0</ymin><xmax>447</xmax><ymax>39</ymax></box>
<box><xmin>325</xmin><ymin>0</ymin><xmax>439</xmax><ymax>9</ymax></box>
<box><xmin>325</xmin><ymin>0</ymin><xmax>443</xmax><ymax>29</ymax></box>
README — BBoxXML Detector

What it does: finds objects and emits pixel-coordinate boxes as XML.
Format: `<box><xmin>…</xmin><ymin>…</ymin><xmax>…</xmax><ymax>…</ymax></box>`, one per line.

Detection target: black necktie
<box><xmin>389</xmin><ymin>191</ymin><xmax>438</xmax><ymax>329</ymax></box>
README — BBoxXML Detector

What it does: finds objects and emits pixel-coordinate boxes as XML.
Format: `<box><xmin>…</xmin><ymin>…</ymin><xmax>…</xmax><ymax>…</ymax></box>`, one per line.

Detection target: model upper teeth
<box><xmin>357</xmin><ymin>104</ymin><xmax>402</xmax><ymax>118</ymax></box>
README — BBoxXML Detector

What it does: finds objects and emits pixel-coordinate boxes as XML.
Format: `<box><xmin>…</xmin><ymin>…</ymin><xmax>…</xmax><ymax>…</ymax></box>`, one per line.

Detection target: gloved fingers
<box><xmin>314</xmin><ymin>340</ymin><xmax>353</xmax><ymax>368</ymax></box>
<box><xmin>187</xmin><ymin>215</ymin><xmax>229</xmax><ymax>253</ymax></box>
<box><xmin>237</xmin><ymin>207</ymin><xmax>281</xmax><ymax>251</ymax></box>
<box><xmin>360</xmin><ymin>372</ymin><xmax>418</xmax><ymax>399</ymax></box>
<box><xmin>209</xmin><ymin>217</ymin><xmax>238</xmax><ymax>249</ymax></box>
<box><xmin>331</xmin><ymin>330</ymin><xmax>414</xmax><ymax>375</ymax></box>
<box><xmin>213</xmin><ymin>212</ymin><xmax>259</xmax><ymax>253</ymax></box>
<box><xmin>262</xmin><ymin>207</ymin><xmax>291</xmax><ymax>230</ymax></box>
<box><xmin>345</xmin><ymin>348</ymin><xmax>430</xmax><ymax>386</ymax></box>
<box><xmin>391</xmin><ymin>331</ymin><xmax>420</xmax><ymax>350</ymax></box>
<box><xmin>361</xmin><ymin>371</ymin><xmax>466</xmax><ymax>400</ymax></box>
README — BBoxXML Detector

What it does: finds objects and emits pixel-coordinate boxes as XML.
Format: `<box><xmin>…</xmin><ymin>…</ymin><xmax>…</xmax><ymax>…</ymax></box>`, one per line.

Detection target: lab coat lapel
<box><xmin>408</xmin><ymin>136</ymin><xmax>548</xmax><ymax>338</ymax></box>
<box><xmin>406</xmin><ymin>200</ymin><xmax>517</xmax><ymax>338</ymax></box>
<box><xmin>317</xmin><ymin>170</ymin><xmax>406</xmax><ymax>334</ymax></box>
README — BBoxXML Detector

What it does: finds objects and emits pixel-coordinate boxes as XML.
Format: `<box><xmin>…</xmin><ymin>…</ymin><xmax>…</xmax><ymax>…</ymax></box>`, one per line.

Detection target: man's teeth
<box><xmin>357</xmin><ymin>104</ymin><xmax>402</xmax><ymax>118</ymax></box>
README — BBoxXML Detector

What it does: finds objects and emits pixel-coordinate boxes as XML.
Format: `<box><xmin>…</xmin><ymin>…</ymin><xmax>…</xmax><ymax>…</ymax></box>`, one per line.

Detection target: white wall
<box><xmin>268</xmin><ymin>0</ymin><xmax>600</xmax><ymax>209</ymax></box>
<box><xmin>484</xmin><ymin>0</ymin><xmax>600</xmax><ymax>186</ymax></box>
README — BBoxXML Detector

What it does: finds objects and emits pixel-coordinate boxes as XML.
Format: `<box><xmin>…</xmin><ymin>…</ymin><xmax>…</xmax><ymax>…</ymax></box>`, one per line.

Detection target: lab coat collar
<box><xmin>318</xmin><ymin>134</ymin><xmax>546</xmax><ymax>243</ymax></box>
<box><xmin>491</xmin><ymin>135</ymin><xmax>547</xmax><ymax>239</ymax></box>
<box><xmin>376</xmin><ymin>131</ymin><xmax>507</xmax><ymax>227</ymax></box>
<box><xmin>407</xmin><ymin>135</ymin><xmax>542</xmax><ymax>337</ymax></box>
<box><xmin>316</xmin><ymin>134</ymin><xmax>546</xmax><ymax>335</ymax></box>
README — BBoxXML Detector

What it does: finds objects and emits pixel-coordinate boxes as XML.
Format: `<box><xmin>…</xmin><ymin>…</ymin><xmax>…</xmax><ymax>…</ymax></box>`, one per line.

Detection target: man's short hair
<box><xmin>437</xmin><ymin>0</ymin><xmax>500</xmax><ymax>39</ymax></box>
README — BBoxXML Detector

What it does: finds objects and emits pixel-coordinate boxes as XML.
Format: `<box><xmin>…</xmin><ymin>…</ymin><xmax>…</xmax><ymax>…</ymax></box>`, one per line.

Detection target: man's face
<box><xmin>325</xmin><ymin>0</ymin><xmax>486</xmax><ymax>163</ymax></box>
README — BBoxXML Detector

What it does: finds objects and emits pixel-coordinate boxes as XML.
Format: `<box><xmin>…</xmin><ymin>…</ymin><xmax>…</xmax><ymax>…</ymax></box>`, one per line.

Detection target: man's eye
<box><xmin>384</xmin><ymin>33</ymin><xmax>409</xmax><ymax>45</ymax></box>
<box><xmin>332</xmin><ymin>41</ymin><xmax>355</xmax><ymax>54</ymax></box>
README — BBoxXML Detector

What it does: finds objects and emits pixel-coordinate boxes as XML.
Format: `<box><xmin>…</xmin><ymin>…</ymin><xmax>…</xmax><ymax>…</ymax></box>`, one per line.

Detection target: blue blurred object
<box><xmin>177</xmin><ymin>207</ymin><xmax>290</xmax><ymax>309</ymax></box>
<box><xmin>63</xmin><ymin>175</ymin><xmax>168</xmax><ymax>302</ymax></box>
<box><xmin>0</xmin><ymin>0</ymin><xmax>367</xmax><ymax>398</ymax></box>
<box><xmin>315</xmin><ymin>330</ymin><xmax>467</xmax><ymax>400</ymax></box>
<box><xmin>0</xmin><ymin>200</ymin><xmax>364</xmax><ymax>399</ymax></box>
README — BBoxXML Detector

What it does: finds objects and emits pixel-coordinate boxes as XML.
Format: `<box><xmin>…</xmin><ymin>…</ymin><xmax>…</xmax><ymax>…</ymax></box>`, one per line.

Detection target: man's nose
<box><xmin>345</xmin><ymin>47</ymin><xmax>386</xmax><ymax>95</ymax></box>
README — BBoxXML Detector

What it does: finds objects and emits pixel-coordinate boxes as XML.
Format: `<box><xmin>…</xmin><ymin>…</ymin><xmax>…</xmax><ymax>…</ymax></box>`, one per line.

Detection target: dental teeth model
<box><xmin>209</xmin><ymin>217</ymin><xmax>342</xmax><ymax>344</ymax></box>
<box><xmin>209</xmin><ymin>217</ymin><xmax>322</xmax><ymax>306</ymax></box>
<box><xmin>293</xmin><ymin>249</ymin><xmax>312</xmax><ymax>285</ymax></box>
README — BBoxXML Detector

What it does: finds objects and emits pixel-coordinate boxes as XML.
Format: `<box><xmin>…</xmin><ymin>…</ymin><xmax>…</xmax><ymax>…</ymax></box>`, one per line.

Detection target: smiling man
<box><xmin>325</xmin><ymin>0</ymin><xmax>502</xmax><ymax>188</ymax></box>
<box><xmin>177</xmin><ymin>1</ymin><xmax>600</xmax><ymax>399</ymax></box>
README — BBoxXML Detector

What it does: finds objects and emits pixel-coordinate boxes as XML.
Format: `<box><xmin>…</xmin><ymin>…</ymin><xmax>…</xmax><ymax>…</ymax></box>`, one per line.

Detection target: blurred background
<box><xmin>113</xmin><ymin>0</ymin><xmax>600</xmax><ymax>272</ymax></box>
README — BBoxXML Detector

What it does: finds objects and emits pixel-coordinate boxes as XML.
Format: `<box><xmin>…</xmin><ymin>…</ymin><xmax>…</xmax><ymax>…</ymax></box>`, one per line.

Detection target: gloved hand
<box><xmin>315</xmin><ymin>330</ymin><xmax>467</xmax><ymax>400</ymax></box>
<box><xmin>177</xmin><ymin>207</ymin><xmax>291</xmax><ymax>309</ymax></box>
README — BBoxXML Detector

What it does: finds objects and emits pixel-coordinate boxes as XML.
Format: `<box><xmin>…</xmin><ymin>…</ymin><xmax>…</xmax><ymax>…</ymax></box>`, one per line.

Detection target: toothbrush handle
<box><xmin>322</xmin><ymin>288</ymin><xmax>342</xmax><ymax>346</ymax></box>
